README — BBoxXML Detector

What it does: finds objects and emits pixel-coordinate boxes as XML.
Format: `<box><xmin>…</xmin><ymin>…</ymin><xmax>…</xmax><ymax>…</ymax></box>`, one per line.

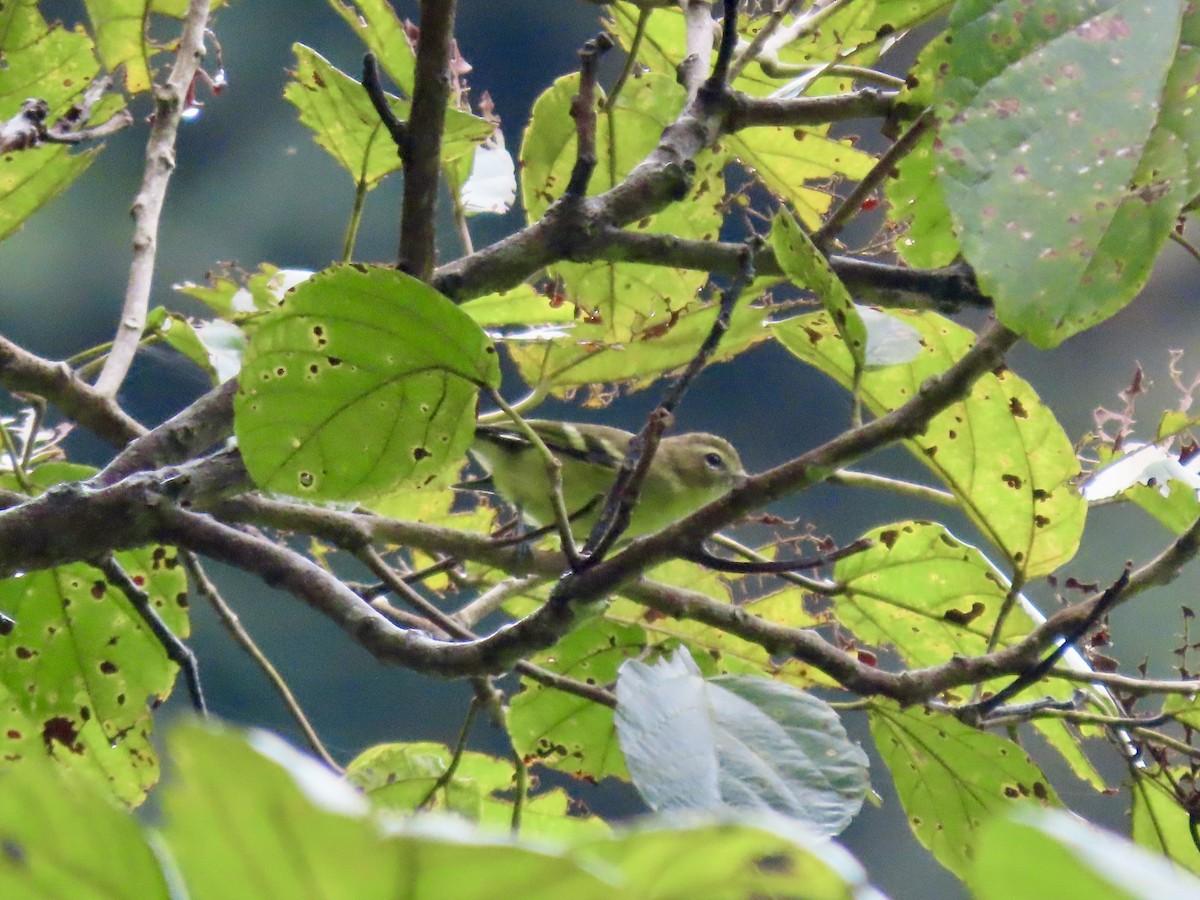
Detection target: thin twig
<box><xmin>418</xmin><ymin>701</ymin><xmax>480</xmax><ymax>809</ymax></box>
<box><xmin>605</xmin><ymin>6</ymin><xmax>649</xmax><ymax>109</ymax></box>
<box><xmin>708</xmin><ymin>533</ymin><xmax>840</xmax><ymax>593</ymax></box>
<box><xmin>685</xmin><ymin>536</ymin><xmax>871</xmax><ymax>574</ymax></box>
<box><xmin>707</xmin><ymin>0</ymin><xmax>741</xmax><ymax>88</ymax></box>
<box><xmin>565</xmin><ymin>33</ymin><xmax>615</xmax><ymax>198</ymax></box>
<box><xmin>363</xmin><ymin>547</ymin><xmax>616</xmax><ymax>707</ymax></box>
<box><xmin>1049</xmin><ymin>667</ymin><xmax>1200</xmax><ymax>696</ymax></box>
<box><xmin>182</xmin><ymin>551</ymin><xmax>342</xmax><ymax>771</ymax></box>
<box><xmin>361</xmin><ymin>53</ymin><xmax>408</xmax><ymax>149</ymax></box>
<box><xmin>97</xmin><ymin>554</ymin><xmax>206</xmax><ymax>714</ymax></box>
<box><xmin>813</xmin><ymin>108</ymin><xmax>933</xmax><ymax>251</ymax></box>
<box><xmin>452</xmin><ymin>575</ymin><xmax>549</xmax><ymax>629</ymax></box>
<box><xmin>94</xmin><ymin>0</ymin><xmax>212</xmax><ymax>397</ymax></box>
<box><xmin>826</xmin><ymin>468</ymin><xmax>957</xmax><ymax>506</ymax></box>
<box><xmin>1170</xmin><ymin>229</ymin><xmax>1200</xmax><ymax>264</ymax></box>
<box><xmin>728</xmin><ymin>0</ymin><xmax>799</xmax><ymax>82</ymax></box>
<box><xmin>973</xmin><ymin>566</ymin><xmax>1132</xmax><ymax>716</ymax></box>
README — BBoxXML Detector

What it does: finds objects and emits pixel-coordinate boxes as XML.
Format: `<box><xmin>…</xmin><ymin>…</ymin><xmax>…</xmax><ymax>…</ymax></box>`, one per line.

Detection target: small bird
<box><xmin>469</xmin><ymin>419</ymin><xmax>745</xmax><ymax>540</ymax></box>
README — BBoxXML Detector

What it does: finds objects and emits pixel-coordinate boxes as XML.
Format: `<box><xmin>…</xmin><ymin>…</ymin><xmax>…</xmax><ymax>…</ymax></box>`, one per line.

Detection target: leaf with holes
<box><xmin>870</xmin><ymin>702</ymin><xmax>1060</xmax><ymax>880</ymax></box>
<box><xmin>773</xmin><ymin>310</ymin><xmax>1085</xmax><ymax>579</ymax></box>
<box><xmin>0</xmin><ymin>1</ymin><xmax>121</xmax><ymax>240</ymax></box>
<box><xmin>508</xmin><ymin>619</ymin><xmax>647</xmax><ymax>782</ymax></box>
<box><xmin>82</xmin><ymin>0</ymin><xmax>225</xmax><ymax>94</ymax></box>
<box><xmin>0</xmin><ymin>464</ymin><xmax>189</xmax><ymax>804</ymax></box>
<box><xmin>235</xmin><ymin>265</ymin><xmax>500</xmax><ymax>499</ymax></box>
<box><xmin>772</xmin><ymin>210</ymin><xmax>865</xmax><ymax>371</ymax></box>
<box><xmin>286</xmin><ymin>45</ymin><xmax>492</xmax><ymax>190</ymax></box>
<box><xmin>325</xmin><ymin>0</ymin><xmax>416</xmax><ymax>94</ymax></box>
<box><xmin>833</xmin><ymin>521</ymin><xmax>1035</xmax><ymax>667</ymax></box>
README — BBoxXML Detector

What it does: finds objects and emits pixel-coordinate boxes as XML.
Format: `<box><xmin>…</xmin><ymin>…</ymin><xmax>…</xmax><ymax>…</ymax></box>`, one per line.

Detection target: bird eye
<box><xmin>704</xmin><ymin>451</ymin><xmax>725</xmax><ymax>470</ymax></box>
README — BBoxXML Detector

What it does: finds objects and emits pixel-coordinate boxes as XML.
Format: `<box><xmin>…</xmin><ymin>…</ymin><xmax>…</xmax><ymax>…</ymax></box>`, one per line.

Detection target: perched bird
<box><xmin>469</xmin><ymin>419</ymin><xmax>745</xmax><ymax>540</ymax></box>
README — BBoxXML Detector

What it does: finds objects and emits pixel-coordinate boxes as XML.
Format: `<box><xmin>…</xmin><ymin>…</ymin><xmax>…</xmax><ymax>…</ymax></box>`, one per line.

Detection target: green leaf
<box><xmin>460</xmin><ymin>284</ymin><xmax>579</xmax><ymax>328</ymax></box>
<box><xmin>615</xmin><ymin>649</ymin><xmax>870</xmax><ymax>835</ymax></box>
<box><xmin>285</xmin><ymin>46</ymin><xmax>492</xmax><ymax>190</ymax></box>
<box><xmin>325</xmin><ymin>0</ymin><xmax>415</xmax><ymax>94</ymax></box>
<box><xmin>346</xmin><ymin>742</ymin><xmax>610</xmax><ymax>843</ymax></box>
<box><xmin>0</xmin><ymin>145</ymin><xmax>98</xmax><ymax>242</ymax></box>
<box><xmin>0</xmin><ymin>2</ymin><xmax>115</xmax><ymax>240</ymax></box>
<box><xmin>164</xmin><ymin>723</ymin><xmax>615</xmax><ymax>899</ymax></box>
<box><xmin>147</xmin><ymin>307</ymin><xmax>245</xmax><ymax>384</ymax></box>
<box><xmin>285</xmin><ymin>44</ymin><xmax>405</xmax><ymax>189</ymax></box>
<box><xmin>174</xmin><ymin>263</ymin><xmax>313</xmax><ymax>320</ymax></box>
<box><xmin>1128</xmin><ymin>480</ymin><xmax>1200</xmax><ymax>534</ymax></box>
<box><xmin>234</xmin><ymin>265</ymin><xmax>499</xmax><ymax>499</ymax></box>
<box><xmin>833</xmin><ymin>521</ymin><xmax>1035</xmax><ymax>667</ymax></box>
<box><xmin>773</xmin><ymin>310</ymin><xmax>1086</xmax><ymax>579</ymax></box>
<box><xmin>0</xmin><ymin>463</ymin><xmax>189</xmax><ymax>804</ymax></box>
<box><xmin>934</xmin><ymin>0</ymin><xmax>1197</xmax><ymax>347</ymax></box>
<box><xmin>869</xmin><ymin>702</ymin><xmax>1060</xmax><ymax>879</ymax></box>
<box><xmin>82</xmin><ymin>0</ymin><xmax>221</xmax><ymax>94</ymax></box>
<box><xmin>575</xmin><ymin>812</ymin><xmax>881</xmax><ymax>900</ymax></box>
<box><xmin>771</xmin><ymin>210</ymin><xmax>865</xmax><ymax>369</ymax></box>
<box><xmin>2</xmin><ymin>3</ymin><xmax>101</xmax><ymax>112</ymax></box>
<box><xmin>508</xmin><ymin>619</ymin><xmax>646</xmax><ymax>782</ymax></box>
<box><xmin>1130</xmin><ymin>765</ymin><xmax>1200</xmax><ymax>875</ymax></box>
<box><xmin>723</xmin><ymin>128</ymin><xmax>874</xmax><ymax>230</ymax></box>
<box><xmin>348</xmin><ymin>741</ymin><xmax>511</xmax><ymax>820</ymax></box>
<box><xmin>971</xmin><ymin>807</ymin><xmax>1200</xmax><ymax>899</ymax></box>
<box><xmin>0</xmin><ymin>755</ymin><xmax>169</xmax><ymax>898</ymax></box>
<box><xmin>832</xmin><ymin>521</ymin><xmax>1102</xmax><ymax>788</ymax></box>
<box><xmin>519</xmin><ymin>73</ymin><xmax>723</xmax><ymax>340</ymax></box>
<box><xmin>506</xmin><ymin>295</ymin><xmax>767</xmax><ymax>396</ymax></box>
<box><xmin>886</xmin><ymin>131</ymin><xmax>960</xmax><ymax>267</ymax></box>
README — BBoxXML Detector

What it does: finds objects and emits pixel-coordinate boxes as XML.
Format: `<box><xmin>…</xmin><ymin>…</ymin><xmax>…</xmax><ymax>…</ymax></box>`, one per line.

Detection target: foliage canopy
<box><xmin>1</xmin><ymin>0</ymin><xmax>1200</xmax><ymax>896</ymax></box>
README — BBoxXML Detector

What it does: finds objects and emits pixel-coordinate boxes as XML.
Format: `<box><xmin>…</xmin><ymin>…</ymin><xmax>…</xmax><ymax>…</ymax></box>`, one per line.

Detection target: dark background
<box><xmin>4</xmin><ymin>2</ymin><xmax>1200</xmax><ymax>896</ymax></box>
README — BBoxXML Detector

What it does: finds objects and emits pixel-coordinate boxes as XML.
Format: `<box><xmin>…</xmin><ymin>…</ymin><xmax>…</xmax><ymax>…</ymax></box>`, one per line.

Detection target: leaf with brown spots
<box><xmin>775</xmin><ymin>310</ymin><xmax>1085</xmax><ymax>578</ymax></box>
<box><xmin>870</xmin><ymin>701</ymin><xmax>1060</xmax><ymax>880</ymax></box>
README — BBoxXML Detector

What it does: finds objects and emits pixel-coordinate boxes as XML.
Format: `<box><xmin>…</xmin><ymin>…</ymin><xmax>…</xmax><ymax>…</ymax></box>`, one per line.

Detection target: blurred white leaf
<box><xmin>857</xmin><ymin>305</ymin><xmax>922</xmax><ymax>367</ymax></box>
<box><xmin>615</xmin><ymin>648</ymin><xmax>870</xmax><ymax>835</ymax></box>
<box><xmin>462</xmin><ymin>140</ymin><xmax>516</xmax><ymax>215</ymax></box>
<box><xmin>1081</xmin><ymin>442</ymin><xmax>1200</xmax><ymax>502</ymax></box>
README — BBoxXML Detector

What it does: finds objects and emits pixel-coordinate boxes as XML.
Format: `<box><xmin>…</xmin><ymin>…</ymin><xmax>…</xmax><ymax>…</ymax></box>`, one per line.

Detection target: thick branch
<box><xmin>94</xmin><ymin>0</ymin><xmax>212</xmax><ymax>397</ymax></box>
<box><xmin>430</xmin><ymin>86</ymin><xmax>894</xmax><ymax>303</ymax></box>
<box><xmin>96</xmin><ymin>380</ymin><xmax>236</xmax><ymax>486</ymax></box>
<box><xmin>724</xmin><ymin>89</ymin><xmax>897</xmax><ymax>129</ymax></box>
<box><xmin>0</xmin><ymin>333</ymin><xmax>145</xmax><ymax>445</ymax></box>
<box><xmin>594</xmin><ymin>229</ymin><xmax>990</xmax><ymax>311</ymax></box>
<box><xmin>400</xmin><ymin>0</ymin><xmax>457</xmax><ymax>279</ymax></box>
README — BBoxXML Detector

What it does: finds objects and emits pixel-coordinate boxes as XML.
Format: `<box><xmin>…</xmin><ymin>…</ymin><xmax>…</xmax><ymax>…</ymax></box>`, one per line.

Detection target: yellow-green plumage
<box><xmin>470</xmin><ymin>420</ymin><xmax>745</xmax><ymax>539</ymax></box>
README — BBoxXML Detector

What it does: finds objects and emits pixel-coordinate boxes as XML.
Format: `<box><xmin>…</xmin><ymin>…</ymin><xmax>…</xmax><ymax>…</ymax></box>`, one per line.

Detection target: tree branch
<box><xmin>592</xmin><ymin>229</ymin><xmax>990</xmax><ymax>311</ymax></box>
<box><xmin>564</xmin><ymin>33</ymin><xmax>615</xmax><ymax>198</ymax></box>
<box><xmin>0</xmin><ymin>333</ymin><xmax>145</xmax><ymax>445</ymax></box>
<box><xmin>399</xmin><ymin>0</ymin><xmax>457</xmax><ymax>279</ymax></box>
<box><xmin>94</xmin><ymin>0</ymin><xmax>212</xmax><ymax>397</ymax></box>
